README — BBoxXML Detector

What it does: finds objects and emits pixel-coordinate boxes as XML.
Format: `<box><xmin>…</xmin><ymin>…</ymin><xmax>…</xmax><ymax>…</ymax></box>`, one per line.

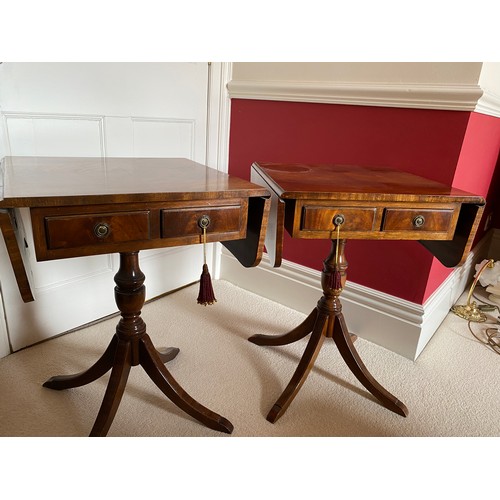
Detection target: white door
<box><xmin>0</xmin><ymin>62</ymin><xmax>225</xmax><ymax>352</ymax></box>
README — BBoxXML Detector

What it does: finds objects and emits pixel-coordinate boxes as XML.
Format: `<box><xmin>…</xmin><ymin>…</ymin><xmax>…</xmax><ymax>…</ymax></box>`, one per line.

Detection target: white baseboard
<box><xmin>219</xmin><ymin>236</ymin><xmax>490</xmax><ymax>361</ymax></box>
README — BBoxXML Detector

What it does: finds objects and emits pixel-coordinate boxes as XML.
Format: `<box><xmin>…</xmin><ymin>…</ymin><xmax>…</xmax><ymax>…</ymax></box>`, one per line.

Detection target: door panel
<box><xmin>5</xmin><ymin>115</ymin><xmax>105</xmax><ymax>156</ymax></box>
<box><xmin>0</xmin><ymin>62</ymin><xmax>211</xmax><ymax>351</ymax></box>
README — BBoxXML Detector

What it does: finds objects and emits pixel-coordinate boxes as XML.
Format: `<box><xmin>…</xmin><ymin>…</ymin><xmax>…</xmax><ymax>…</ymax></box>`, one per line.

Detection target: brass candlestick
<box><xmin>451</xmin><ymin>259</ymin><xmax>495</xmax><ymax>322</ymax></box>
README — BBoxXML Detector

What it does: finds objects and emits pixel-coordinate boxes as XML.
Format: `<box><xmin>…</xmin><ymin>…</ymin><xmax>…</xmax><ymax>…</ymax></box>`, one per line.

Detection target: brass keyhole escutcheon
<box><xmin>413</xmin><ymin>215</ymin><xmax>425</xmax><ymax>228</ymax></box>
<box><xmin>94</xmin><ymin>222</ymin><xmax>110</xmax><ymax>238</ymax></box>
<box><xmin>198</xmin><ymin>215</ymin><xmax>211</xmax><ymax>230</ymax></box>
<box><xmin>333</xmin><ymin>214</ymin><xmax>345</xmax><ymax>226</ymax></box>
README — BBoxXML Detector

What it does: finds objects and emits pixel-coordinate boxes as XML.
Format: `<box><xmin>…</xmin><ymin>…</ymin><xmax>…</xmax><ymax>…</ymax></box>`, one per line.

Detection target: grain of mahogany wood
<box><xmin>0</xmin><ymin>156</ymin><xmax>269</xmax><ymax>207</ymax></box>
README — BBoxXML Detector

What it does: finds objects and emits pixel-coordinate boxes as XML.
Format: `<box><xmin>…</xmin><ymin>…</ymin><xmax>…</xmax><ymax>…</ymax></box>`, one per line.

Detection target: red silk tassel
<box><xmin>197</xmin><ymin>221</ymin><xmax>216</xmax><ymax>305</ymax></box>
<box><xmin>197</xmin><ymin>263</ymin><xmax>217</xmax><ymax>306</ymax></box>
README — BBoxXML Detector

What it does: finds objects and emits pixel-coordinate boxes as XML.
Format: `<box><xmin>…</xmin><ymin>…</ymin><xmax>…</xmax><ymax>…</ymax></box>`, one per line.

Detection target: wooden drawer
<box><xmin>301</xmin><ymin>206</ymin><xmax>377</xmax><ymax>232</ymax></box>
<box><xmin>382</xmin><ymin>208</ymin><xmax>455</xmax><ymax>233</ymax></box>
<box><xmin>162</xmin><ymin>203</ymin><xmax>245</xmax><ymax>240</ymax></box>
<box><xmin>45</xmin><ymin>211</ymin><xmax>151</xmax><ymax>250</ymax></box>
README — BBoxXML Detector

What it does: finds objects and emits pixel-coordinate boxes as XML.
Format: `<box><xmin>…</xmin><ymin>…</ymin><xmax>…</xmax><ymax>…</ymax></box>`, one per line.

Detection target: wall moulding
<box><xmin>227</xmin><ymin>80</ymin><xmax>484</xmax><ymax>112</ymax></box>
<box><xmin>475</xmin><ymin>89</ymin><xmax>500</xmax><ymax>118</ymax></box>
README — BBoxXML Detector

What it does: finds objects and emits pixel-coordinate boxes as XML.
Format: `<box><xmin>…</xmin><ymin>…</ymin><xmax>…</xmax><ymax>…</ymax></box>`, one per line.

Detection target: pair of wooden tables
<box><xmin>0</xmin><ymin>157</ymin><xmax>485</xmax><ymax>435</ymax></box>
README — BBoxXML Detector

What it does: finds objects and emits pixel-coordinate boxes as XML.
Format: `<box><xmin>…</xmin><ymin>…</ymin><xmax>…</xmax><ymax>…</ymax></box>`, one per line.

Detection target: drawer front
<box><xmin>301</xmin><ymin>206</ymin><xmax>377</xmax><ymax>232</ymax></box>
<box><xmin>45</xmin><ymin>211</ymin><xmax>151</xmax><ymax>250</ymax></box>
<box><xmin>382</xmin><ymin>208</ymin><xmax>454</xmax><ymax>232</ymax></box>
<box><xmin>162</xmin><ymin>204</ymin><xmax>243</xmax><ymax>239</ymax></box>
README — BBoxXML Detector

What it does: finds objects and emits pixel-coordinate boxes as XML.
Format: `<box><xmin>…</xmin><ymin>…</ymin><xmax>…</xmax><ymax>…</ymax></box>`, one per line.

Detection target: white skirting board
<box><xmin>219</xmin><ymin>231</ymin><xmax>496</xmax><ymax>360</ymax></box>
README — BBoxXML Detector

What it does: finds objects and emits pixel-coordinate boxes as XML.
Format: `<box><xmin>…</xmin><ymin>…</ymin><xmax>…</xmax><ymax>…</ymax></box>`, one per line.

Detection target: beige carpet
<box><xmin>1</xmin><ymin>279</ymin><xmax>498</xmax><ymax>438</ymax></box>
<box><xmin>0</xmin><ymin>281</ymin><xmax>500</xmax><ymax>437</ymax></box>
<box><xmin>1</xmin><ymin>279</ymin><xmax>498</xmax><ymax>497</ymax></box>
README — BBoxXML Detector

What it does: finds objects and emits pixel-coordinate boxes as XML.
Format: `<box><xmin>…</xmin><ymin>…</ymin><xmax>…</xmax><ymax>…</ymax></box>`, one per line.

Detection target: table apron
<box><xmin>29</xmin><ymin>198</ymin><xmax>249</xmax><ymax>261</ymax></box>
<box><xmin>290</xmin><ymin>200</ymin><xmax>461</xmax><ymax>241</ymax></box>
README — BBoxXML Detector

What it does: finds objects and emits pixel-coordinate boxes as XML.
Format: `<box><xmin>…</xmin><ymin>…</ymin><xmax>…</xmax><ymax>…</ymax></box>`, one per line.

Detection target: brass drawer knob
<box><xmin>198</xmin><ymin>215</ymin><xmax>211</xmax><ymax>229</ymax></box>
<box><xmin>333</xmin><ymin>214</ymin><xmax>345</xmax><ymax>226</ymax></box>
<box><xmin>413</xmin><ymin>215</ymin><xmax>426</xmax><ymax>228</ymax></box>
<box><xmin>94</xmin><ymin>222</ymin><xmax>110</xmax><ymax>238</ymax></box>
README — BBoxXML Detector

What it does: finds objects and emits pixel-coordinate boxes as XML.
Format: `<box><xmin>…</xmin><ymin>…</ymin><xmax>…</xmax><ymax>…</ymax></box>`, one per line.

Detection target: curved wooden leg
<box><xmin>249</xmin><ymin>308</ymin><xmax>318</xmax><ymax>346</ymax></box>
<box><xmin>332</xmin><ymin>313</ymin><xmax>408</xmax><ymax>417</ymax></box>
<box><xmin>43</xmin><ymin>334</ymin><xmax>118</xmax><ymax>391</ymax></box>
<box><xmin>90</xmin><ymin>339</ymin><xmax>132</xmax><ymax>437</ymax></box>
<box><xmin>156</xmin><ymin>347</ymin><xmax>180</xmax><ymax>363</ymax></box>
<box><xmin>139</xmin><ymin>334</ymin><xmax>233</xmax><ymax>434</ymax></box>
<box><xmin>44</xmin><ymin>251</ymin><xmax>231</xmax><ymax>437</ymax></box>
<box><xmin>266</xmin><ymin>313</ymin><xmax>328</xmax><ymax>423</ymax></box>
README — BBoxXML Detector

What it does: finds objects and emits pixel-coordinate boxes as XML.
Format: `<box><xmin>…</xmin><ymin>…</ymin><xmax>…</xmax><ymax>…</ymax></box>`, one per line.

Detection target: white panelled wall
<box><xmin>0</xmin><ymin>62</ymin><xmax>232</xmax><ymax>357</ymax></box>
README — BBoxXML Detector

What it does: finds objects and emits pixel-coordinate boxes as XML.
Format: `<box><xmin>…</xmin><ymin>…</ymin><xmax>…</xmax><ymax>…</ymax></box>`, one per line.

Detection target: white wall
<box><xmin>477</xmin><ymin>62</ymin><xmax>500</xmax><ymax>118</ymax></box>
<box><xmin>231</xmin><ymin>62</ymin><xmax>483</xmax><ymax>85</ymax></box>
<box><xmin>479</xmin><ymin>62</ymin><xmax>500</xmax><ymax>93</ymax></box>
<box><xmin>0</xmin><ymin>62</ymin><xmax>216</xmax><ymax>355</ymax></box>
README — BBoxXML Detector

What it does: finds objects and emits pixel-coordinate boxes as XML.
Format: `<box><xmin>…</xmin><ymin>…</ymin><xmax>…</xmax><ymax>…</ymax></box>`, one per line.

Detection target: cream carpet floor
<box><xmin>1</xmin><ymin>279</ymin><xmax>498</xmax><ymax>438</ymax></box>
<box><xmin>1</xmin><ymin>279</ymin><xmax>498</xmax><ymax>498</ymax></box>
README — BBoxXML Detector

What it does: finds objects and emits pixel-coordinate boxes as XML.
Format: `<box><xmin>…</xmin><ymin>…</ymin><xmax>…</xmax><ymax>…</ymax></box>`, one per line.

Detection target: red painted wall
<box><xmin>423</xmin><ymin>112</ymin><xmax>500</xmax><ymax>301</ymax></box>
<box><xmin>228</xmin><ymin>98</ymin><xmax>497</xmax><ymax>304</ymax></box>
<box><xmin>454</xmin><ymin>112</ymin><xmax>500</xmax><ymax>239</ymax></box>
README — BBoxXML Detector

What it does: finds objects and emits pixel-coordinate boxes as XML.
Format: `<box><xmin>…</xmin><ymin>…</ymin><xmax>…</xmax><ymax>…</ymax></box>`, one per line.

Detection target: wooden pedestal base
<box><xmin>249</xmin><ymin>239</ymin><xmax>408</xmax><ymax>423</ymax></box>
<box><xmin>43</xmin><ymin>251</ymin><xmax>233</xmax><ymax>436</ymax></box>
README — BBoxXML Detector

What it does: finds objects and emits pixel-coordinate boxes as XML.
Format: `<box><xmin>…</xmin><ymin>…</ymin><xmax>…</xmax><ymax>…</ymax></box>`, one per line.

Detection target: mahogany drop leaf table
<box><xmin>249</xmin><ymin>161</ymin><xmax>485</xmax><ymax>423</ymax></box>
<box><xmin>0</xmin><ymin>156</ymin><xmax>270</xmax><ymax>436</ymax></box>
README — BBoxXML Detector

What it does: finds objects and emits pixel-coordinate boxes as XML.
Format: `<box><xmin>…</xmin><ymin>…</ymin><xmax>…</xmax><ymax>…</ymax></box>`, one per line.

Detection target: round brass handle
<box><xmin>198</xmin><ymin>215</ymin><xmax>211</xmax><ymax>229</ymax></box>
<box><xmin>413</xmin><ymin>215</ymin><xmax>426</xmax><ymax>228</ymax></box>
<box><xmin>333</xmin><ymin>214</ymin><xmax>345</xmax><ymax>226</ymax></box>
<box><xmin>94</xmin><ymin>222</ymin><xmax>110</xmax><ymax>238</ymax></box>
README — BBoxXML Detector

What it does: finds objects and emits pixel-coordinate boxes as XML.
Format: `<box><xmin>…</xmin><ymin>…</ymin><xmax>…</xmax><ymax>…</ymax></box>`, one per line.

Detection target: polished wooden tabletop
<box><xmin>254</xmin><ymin>162</ymin><xmax>485</xmax><ymax>204</ymax></box>
<box><xmin>0</xmin><ymin>156</ymin><xmax>269</xmax><ymax>207</ymax></box>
